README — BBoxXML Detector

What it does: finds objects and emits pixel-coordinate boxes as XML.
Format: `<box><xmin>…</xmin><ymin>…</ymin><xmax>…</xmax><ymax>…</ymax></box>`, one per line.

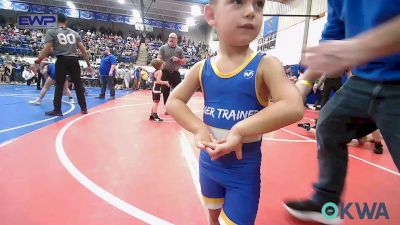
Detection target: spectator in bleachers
<box><xmin>4</xmin><ymin>63</ymin><xmax>11</xmax><ymax>83</ymax></box>
<box><xmin>0</xmin><ymin>64</ymin><xmax>5</xmax><ymax>83</ymax></box>
<box><xmin>22</xmin><ymin>65</ymin><xmax>36</xmax><ymax>86</ymax></box>
<box><xmin>133</xmin><ymin>67</ymin><xmax>141</xmax><ymax>90</ymax></box>
<box><xmin>12</xmin><ymin>59</ymin><xmax>22</xmax><ymax>82</ymax></box>
<box><xmin>140</xmin><ymin>68</ymin><xmax>149</xmax><ymax>90</ymax></box>
<box><xmin>116</xmin><ymin>63</ymin><xmax>131</xmax><ymax>91</ymax></box>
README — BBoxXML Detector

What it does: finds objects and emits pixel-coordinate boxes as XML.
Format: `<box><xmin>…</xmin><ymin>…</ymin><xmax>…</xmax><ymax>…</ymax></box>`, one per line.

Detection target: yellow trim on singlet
<box><xmin>221</xmin><ymin>209</ymin><xmax>237</xmax><ymax>225</ymax></box>
<box><xmin>199</xmin><ymin>60</ymin><xmax>205</xmax><ymax>93</ymax></box>
<box><xmin>202</xmin><ymin>195</ymin><xmax>224</xmax><ymax>204</ymax></box>
<box><xmin>211</xmin><ymin>52</ymin><xmax>258</xmax><ymax>78</ymax></box>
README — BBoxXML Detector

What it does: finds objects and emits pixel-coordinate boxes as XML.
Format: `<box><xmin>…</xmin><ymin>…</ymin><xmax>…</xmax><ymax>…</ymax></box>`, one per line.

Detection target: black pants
<box><xmin>26</xmin><ymin>77</ymin><xmax>37</xmax><ymax>86</ymax></box>
<box><xmin>36</xmin><ymin>71</ymin><xmax>44</xmax><ymax>90</ymax></box>
<box><xmin>313</xmin><ymin>89</ymin><xmax>322</xmax><ymax>107</ymax></box>
<box><xmin>161</xmin><ymin>69</ymin><xmax>181</xmax><ymax>105</ymax></box>
<box><xmin>54</xmin><ymin>56</ymin><xmax>86</xmax><ymax>111</ymax></box>
<box><xmin>320</xmin><ymin>77</ymin><xmax>342</xmax><ymax>108</ymax></box>
<box><xmin>312</xmin><ymin>77</ymin><xmax>400</xmax><ymax>204</ymax></box>
<box><xmin>0</xmin><ymin>73</ymin><xmax>5</xmax><ymax>82</ymax></box>
<box><xmin>99</xmin><ymin>76</ymin><xmax>115</xmax><ymax>97</ymax></box>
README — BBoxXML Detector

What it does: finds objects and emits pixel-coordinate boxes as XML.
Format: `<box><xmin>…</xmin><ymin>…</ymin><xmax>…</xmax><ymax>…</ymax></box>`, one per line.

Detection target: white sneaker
<box><xmin>29</xmin><ymin>98</ymin><xmax>41</xmax><ymax>105</ymax></box>
<box><xmin>69</xmin><ymin>98</ymin><xmax>75</xmax><ymax>104</ymax></box>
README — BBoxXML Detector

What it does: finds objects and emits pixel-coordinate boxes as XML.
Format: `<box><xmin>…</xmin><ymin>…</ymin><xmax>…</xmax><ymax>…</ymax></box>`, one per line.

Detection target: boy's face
<box><xmin>205</xmin><ymin>0</ymin><xmax>264</xmax><ymax>46</ymax></box>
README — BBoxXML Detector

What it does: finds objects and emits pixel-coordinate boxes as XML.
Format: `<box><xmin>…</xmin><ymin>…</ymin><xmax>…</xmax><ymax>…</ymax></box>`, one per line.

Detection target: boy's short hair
<box><xmin>151</xmin><ymin>58</ymin><xmax>164</xmax><ymax>70</ymax></box>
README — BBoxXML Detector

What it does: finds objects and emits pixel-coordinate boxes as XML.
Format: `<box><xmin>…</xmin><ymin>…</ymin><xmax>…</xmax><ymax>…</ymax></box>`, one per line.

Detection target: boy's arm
<box><xmin>166</xmin><ymin>61</ymin><xmax>211</xmax><ymax>147</ymax></box>
<box><xmin>295</xmin><ymin>69</ymin><xmax>323</xmax><ymax>99</ymax></box>
<box><xmin>155</xmin><ymin>70</ymin><xmax>169</xmax><ymax>86</ymax></box>
<box><xmin>233</xmin><ymin>56</ymin><xmax>304</xmax><ymax>137</ymax></box>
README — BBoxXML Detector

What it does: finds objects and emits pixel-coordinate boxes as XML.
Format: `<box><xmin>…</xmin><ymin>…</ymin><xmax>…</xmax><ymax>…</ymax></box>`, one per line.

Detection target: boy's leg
<box><xmin>200</xmin><ymin>159</ymin><xmax>225</xmax><ymax>225</ymax></box>
<box><xmin>209</xmin><ymin>209</ymin><xmax>221</xmax><ymax>225</ymax></box>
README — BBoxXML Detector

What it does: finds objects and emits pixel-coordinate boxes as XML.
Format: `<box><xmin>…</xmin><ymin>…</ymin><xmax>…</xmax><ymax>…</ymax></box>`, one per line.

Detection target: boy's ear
<box><xmin>204</xmin><ymin>4</ymin><xmax>216</xmax><ymax>26</ymax></box>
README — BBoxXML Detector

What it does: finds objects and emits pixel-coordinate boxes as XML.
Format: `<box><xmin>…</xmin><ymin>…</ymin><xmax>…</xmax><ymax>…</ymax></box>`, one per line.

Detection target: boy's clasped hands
<box><xmin>194</xmin><ymin>125</ymin><xmax>244</xmax><ymax>161</ymax></box>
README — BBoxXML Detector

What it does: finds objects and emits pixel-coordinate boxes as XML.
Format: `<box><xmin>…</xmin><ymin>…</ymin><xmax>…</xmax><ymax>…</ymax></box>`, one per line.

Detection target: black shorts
<box><xmin>152</xmin><ymin>92</ymin><xmax>161</xmax><ymax>101</ymax></box>
<box><xmin>161</xmin><ymin>69</ymin><xmax>181</xmax><ymax>90</ymax></box>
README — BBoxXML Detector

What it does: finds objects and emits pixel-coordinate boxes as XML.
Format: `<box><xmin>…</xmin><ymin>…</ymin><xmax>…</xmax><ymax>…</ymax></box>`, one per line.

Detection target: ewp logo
<box><xmin>17</xmin><ymin>14</ymin><xmax>57</xmax><ymax>29</ymax></box>
<box><xmin>322</xmin><ymin>202</ymin><xmax>390</xmax><ymax>221</ymax></box>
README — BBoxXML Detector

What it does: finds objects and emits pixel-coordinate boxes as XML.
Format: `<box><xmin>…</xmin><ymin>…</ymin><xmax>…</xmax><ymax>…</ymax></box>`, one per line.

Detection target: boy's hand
<box><xmin>194</xmin><ymin>125</ymin><xmax>212</xmax><ymax>149</ymax></box>
<box><xmin>203</xmin><ymin>126</ymin><xmax>243</xmax><ymax>161</ymax></box>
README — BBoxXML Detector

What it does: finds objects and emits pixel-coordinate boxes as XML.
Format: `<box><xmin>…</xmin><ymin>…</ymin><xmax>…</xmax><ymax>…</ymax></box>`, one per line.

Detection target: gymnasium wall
<box><xmin>205</xmin><ymin>0</ymin><xmax>328</xmax><ymax>65</ymax></box>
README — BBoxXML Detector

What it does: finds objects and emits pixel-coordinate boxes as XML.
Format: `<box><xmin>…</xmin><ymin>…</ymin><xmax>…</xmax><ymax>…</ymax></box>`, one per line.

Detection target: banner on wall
<box><xmin>13</xmin><ymin>2</ymin><xmax>29</xmax><ymax>12</ymax></box>
<box><xmin>30</xmin><ymin>4</ymin><xmax>46</xmax><ymax>13</ymax></box>
<box><xmin>176</xmin><ymin>24</ymin><xmax>188</xmax><ymax>32</ymax></box>
<box><xmin>80</xmin><ymin>10</ymin><xmax>95</xmax><ymax>20</ymax></box>
<box><xmin>0</xmin><ymin>0</ymin><xmax>13</xmax><ymax>10</ymax></box>
<box><xmin>64</xmin><ymin>8</ymin><xmax>79</xmax><ymax>18</ymax></box>
<box><xmin>95</xmin><ymin>12</ymin><xmax>109</xmax><ymax>21</ymax></box>
<box><xmin>124</xmin><ymin>16</ymin><xmax>136</xmax><ymax>25</ymax></box>
<box><xmin>144</xmin><ymin>18</ymin><xmax>163</xmax><ymax>28</ymax></box>
<box><xmin>164</xmin><ymin>21</ymin><xmax>176</xmax><ymax>30</ymax></box>
<box><xmin>110</xmin><ymin>14</ymin><xmax>124</xmax><ymax>23</ymax></box>
<box><xmin>46</xmin><ymin>6</ymin><xmax>64</xmax><ymax>15</ymax></box>
<box><xmin>3</xmin><ymin>1</ymin><xmax>190</xmax><ymax>32</ymax></box>
<box><xmin>263</xmin><ymin>16</ymin><xmax>278</xmax><ymax>37</ymax></box>
<box><xmin>17</xmin><ymin>14</ymin><xmax>57</xmax><ymax>29</ymax></box>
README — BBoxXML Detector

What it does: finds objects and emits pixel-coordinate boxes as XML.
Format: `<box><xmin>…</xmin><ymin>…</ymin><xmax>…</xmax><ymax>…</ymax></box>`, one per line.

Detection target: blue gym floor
<box><xmin>0</xmin><ymin>84</ymin><xmax>128</xmax><ymax>144</ymax></box>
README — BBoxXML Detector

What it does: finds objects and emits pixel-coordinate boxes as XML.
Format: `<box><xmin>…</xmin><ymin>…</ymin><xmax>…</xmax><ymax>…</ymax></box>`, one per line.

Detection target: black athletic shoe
<box><xmin>45</xmin><ymin>110</ymin><xmax>63</xmax><ymax>116</ymax></box>
<box><xmin>284</xmin><ymin>200</ymin><xmax>342</xmax><ymax>225</ymax></box>
<box><xmin>154</xmin><ymin>115</ymin><xmax>163</xmax><ymax>122</ymax></box>
<box><xmin>373</xmin><ymin>144</ymin><xmax>384</xmax><ymax>154</ymax></box>
<box><xmin>81</xmin><ymin>109</ymin><xmax>88</xmax><ymax>114</ymax></box>
<box><xmin>149</xmin><ymin>115</ymin><xmax>163</xmax><ymax>122</ymax></box>
<box><xmin>298</xmin><ymin>123</ymin><xmax>311</xmax><ymax>131</ymax></box>
<box><xmin>108</xmin><ymin>96</ymin><xmax>115</xmax><ymax>100</ymax></box>
<box><xmin>95</xmin><ymin>95</ymin><xmax>105</xmax><ymax>99</ymax></box>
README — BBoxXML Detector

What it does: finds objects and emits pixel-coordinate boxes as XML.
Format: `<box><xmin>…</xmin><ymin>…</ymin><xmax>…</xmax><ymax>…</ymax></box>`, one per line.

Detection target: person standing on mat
<box><xmin>285</xmin><ymin>1</ymin><xmax>400</xmax><ymax>224</ymax></box>
<box><xmin>96</xmin><ymin>47</ymin><xmax>117</xmax><ymax>100</ymax></box>
<box><xmin>166</xmin><ymin>0</ymin><xmax>304</xmax><ymax>223</ymax></box>
<box><xmin>158</xmin><ymin>32</ymin><xmax>186</xmax><ymax>112</ymax></box>
<box><xmin>34</xmin><ymin>13</ymin><xmax>91</xmax><ymax>116</ymax></box>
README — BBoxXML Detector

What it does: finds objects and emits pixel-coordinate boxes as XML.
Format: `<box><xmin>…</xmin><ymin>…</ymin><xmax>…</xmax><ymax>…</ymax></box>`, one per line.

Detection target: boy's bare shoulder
<box><xmin>259</xmin><ymin>55</ymin><xmax>283</xmax><ymax>74</ymax></box>
<box><xmin>260</xmin><ymin>55</ymin><xmax>282</xmax><ymax>66</ymax></box>
<box><xmin>190</xmin><ymin>59</ymin><xmax>206</xmax><ymax>72</ymax></box>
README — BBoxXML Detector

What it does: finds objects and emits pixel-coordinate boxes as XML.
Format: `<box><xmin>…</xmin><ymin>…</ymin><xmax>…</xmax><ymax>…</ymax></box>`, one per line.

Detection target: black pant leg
<box><xmin>53</xmin><ymin>58</ymin><xmax>67</xmax><ymax>111</ymax></box>
<box><xmin>67</xmin><ymin>58</ymin><xmax>87</xmax><ymax>110</ymax></box>
<box><xmin>108</xmin><ymin>76</ymin><xmax>115</xmax><ymax>96</ymax></box>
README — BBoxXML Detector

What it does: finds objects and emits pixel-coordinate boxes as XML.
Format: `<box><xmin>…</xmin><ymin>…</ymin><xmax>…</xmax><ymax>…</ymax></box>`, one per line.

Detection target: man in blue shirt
<box><xmin>286</xmin><ymin>1</ymin><xmax>400</xmax><ymax>224</ymax></box>
<box><xmin>96</xmin><ymin>47</ymin><xmax>117</xmax><ymax>100</ymax></box>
